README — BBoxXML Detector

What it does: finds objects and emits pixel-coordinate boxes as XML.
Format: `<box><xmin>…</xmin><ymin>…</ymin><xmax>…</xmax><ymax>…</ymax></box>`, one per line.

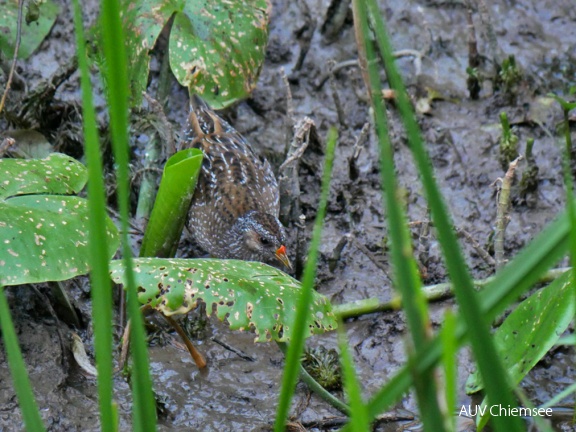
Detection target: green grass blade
<box><xmin>273</xmin><ymin>127</ymin><xmax>337</xmax><ymax>432</ymax></box>
<box><xmin>71</xmin><ymin>1</ymin><xmax>115</xmax><ymax>429</ymax></box>
<box><xmin>541</xmin><ymin>382</ymin><xmax>576</xmax><ymax>409</ymax></box>
<box><xmin>467</xmin><ymin>271</ymin><xmax>574</xmax><ymax>395</ymax></box>
<box><xmin>353</xmin><ymin>0</ymin><xmax>445</xmax><ymax>429</ymax></box>
<box><xmin>0</xmin><ymin>285</ymin><xmax>46</xmax><ymax>432</ymax></box>
<box><xmin>365</xmin><ymin>1</ymin><xmax>523</xmax><ymax>429</ymax></box>
<box><xmin>441</xmin><ymin>310</ymin><xmax>457</xmax><ymax>432</ymax></box>
<box><xmin>338</xmin><ymin>321</ymin><xmax>369</xmax><ymax>431</ymax></box>
<box><xmin>361</xmin><ymin>210</ymin><xmax>569</xmax><ymax>422</ymax></box>
<box><xmin>99</xmin><ymin>0</ymin><xmax>156</xmax><ymax>429</ymax></box>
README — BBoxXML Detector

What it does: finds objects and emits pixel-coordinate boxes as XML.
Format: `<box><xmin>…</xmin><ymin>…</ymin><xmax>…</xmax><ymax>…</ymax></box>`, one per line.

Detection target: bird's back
<box><xmin>182</xmin><ymin>96</ymin><xmax>280</xmax><ymax>255</ymax></box>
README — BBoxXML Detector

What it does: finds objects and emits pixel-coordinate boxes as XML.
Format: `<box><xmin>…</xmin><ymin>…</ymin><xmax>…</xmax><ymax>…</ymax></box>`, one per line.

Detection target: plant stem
<box><xmin>495</xmin><ymin>156</ymin><xmax>522</xmax><ymax>268</ymax></box>
<box><xmin>334</xmin><ymin>267</ymin><xmax>571</xmax><ymax>320</ymax></box>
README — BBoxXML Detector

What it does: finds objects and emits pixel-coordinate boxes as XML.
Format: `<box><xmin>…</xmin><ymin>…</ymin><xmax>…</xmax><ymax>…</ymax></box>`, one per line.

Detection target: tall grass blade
<box><xmin>365</xmin><ymin>1</ymin><xmax>523</xmax><ymax>429</ymax></box>
<box><xmin>352</xmin><ymin>0</ymin><xmax>446</xmax><ymax>429</ymax></box>
<box><xmin>100</xmin><ymin>0</ymin><xmax>155</xmax><ymax>429</ymax></box>
<box><xmin>338</xmin><ymin>321</ymin><xmax>369</xmax><ymax>431</ymax></box>
<box><xmin>361</xmin><ymin>210</ymin><xmax>569</xmax><ymax>423</ymax></box>
<box><xmin>274</xmin><ymin>127</ymin><xmax>337</xmax><ymax>432</ymax></box>
<box><xmin>441</xmin><ymin>310</ymin><xmax>457</xmax><ymax>432</ymax></box>
<box><xmin>0</xmin><ymin>285</ymin><xmax>46</xmax><ymax>432</ymax></box>
<box><xmin>71</xmin><ymin>1</ymin><xmax>115</xmax><ymax>429</ymax></box>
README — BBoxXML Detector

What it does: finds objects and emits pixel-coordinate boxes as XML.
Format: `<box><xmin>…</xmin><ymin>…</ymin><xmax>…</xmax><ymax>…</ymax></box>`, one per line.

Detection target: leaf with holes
<box><xmin>466</xmin><ymin>270</ymin><xmax>574</xmax><ymax>394</ymax></box>
<box><xmin>117</xmin><ymin>0</ymin><xmax>270</xmax><ymax>108</ymax></box>
<box><xmin>170</xmin><ymin>0</ymin><xmax>270</xmax><ymax>108</ymax></box>
<box><xmin>0</xmin><ymin>154</ymin><xmax>119</xmax><ymax>286</ymax></box>
<box><xmin>110</xmin><ymin>258</ymin><xmax>338</xmax><ymax>342</ymax></box>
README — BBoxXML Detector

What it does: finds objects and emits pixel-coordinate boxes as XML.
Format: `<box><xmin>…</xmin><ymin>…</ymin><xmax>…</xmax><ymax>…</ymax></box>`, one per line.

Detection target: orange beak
<box><xmin>275</xmin><ymin>245</ymin><xmax>292</xmax><ymax>270</ymax></box>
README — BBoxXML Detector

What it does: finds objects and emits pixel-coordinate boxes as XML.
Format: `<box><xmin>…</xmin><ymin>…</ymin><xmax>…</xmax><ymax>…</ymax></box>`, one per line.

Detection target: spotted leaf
<box><xmin>0</xmin><ymin>154</ymin><xmax>119</xmax><ymax>286</ymax></box>
<box><xmin>169</xmin><ymin>0</ymin><xmax>270</xmax><ymax>108</ymax></box>
<box><xmin>118</xmin><ymin>0</ymin><xmax>270</xmax><ymax>109</ymax></box>
<box><xmin>0</xmin><ymin>153</ymin><xmax>87</xmax><ymax>199</ymax></box>
<box><xmin>466</xmin><ymin>270</ymin><xmax>574</xmax><ymax>394</ymax></box>
<box><xmin>110</xmin><ymin>258</ymin><xmax>337</xmax><ymax>342</ymax></box>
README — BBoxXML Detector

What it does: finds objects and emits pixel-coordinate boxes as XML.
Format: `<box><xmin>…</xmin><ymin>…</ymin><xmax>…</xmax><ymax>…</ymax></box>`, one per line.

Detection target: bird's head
<box><xmin>231</xmin><ymin>211</ymin><xmax>291</xmax><ymax>270</ymax></box>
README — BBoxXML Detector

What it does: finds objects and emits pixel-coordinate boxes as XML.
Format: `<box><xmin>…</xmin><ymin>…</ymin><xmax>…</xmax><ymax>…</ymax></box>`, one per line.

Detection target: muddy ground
<box><xmin>1</xmin><ymin>0</ymin><xmax>576</xmax><ymax>430</ymax></box>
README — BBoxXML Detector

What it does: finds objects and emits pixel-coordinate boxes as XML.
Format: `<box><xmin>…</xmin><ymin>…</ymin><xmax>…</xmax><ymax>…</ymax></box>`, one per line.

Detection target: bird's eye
<box><xmin>260</xmin><ymin>237</ymin><xmax>270</xmax><ymax>245</ymax></box>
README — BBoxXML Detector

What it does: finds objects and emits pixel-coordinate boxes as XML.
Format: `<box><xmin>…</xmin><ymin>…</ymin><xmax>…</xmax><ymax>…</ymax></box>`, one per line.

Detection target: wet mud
<box><xmin>1</xmin><ymin>0</ymin><xmax>575</xmax><ymax>430</ymax></box>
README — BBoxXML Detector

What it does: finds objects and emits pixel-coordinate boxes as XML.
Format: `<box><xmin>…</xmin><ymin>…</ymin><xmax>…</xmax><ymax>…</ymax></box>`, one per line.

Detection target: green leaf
<box><xmin>109</xmin><ymin>258</ymin><xmax>338</xmax><ymax>342</ymax></box>
<box><xmin>0</xmin><ymin>154</ymin><xmax>119</xmax><ymax>286</ymax></box>
<box><xmin>274</xmin><ymin>127</ymin><xmax>338</xmax><ymax>431</ymax></box>
<box><xmin>0</xmin><ymin>153</ymin><xmax>87</xmax><ymax>199</ymax></box>
<box><xmin>0</xmin><ymin>195</ymin><xmax>118</xmax><ymax>286</ymax></box>
<box><xmin>169</xmin><ymin>0</ymin><xmax>270</xmax><ymax>108</ymax></box>
<box><xmin>466</xmin><ymin>270</ymin><xmax>574</xmax><ymax>394</ymax></box>
<box><xmin>118</xmin><ymin>0</ymin><xmax>270</xmax><ymax>109</ymax></box>
<box><xmin>338</xmin><ymin>322</ymin><xmax>370</xmax><ymax>432</ymax></box>
<box><xmin>139</xmin><ymin>148</ymin><xmax>203</xmax><ymax>258</ymax></box>
<box><xmin>548</xmin><ymin>93</ymin><xmax>576</xmax><ymax>112</ymax></box>
<box><xmin>0</xmin><ymin>0</ymin><xmax>59</xmax><ymax>59</ymax></box>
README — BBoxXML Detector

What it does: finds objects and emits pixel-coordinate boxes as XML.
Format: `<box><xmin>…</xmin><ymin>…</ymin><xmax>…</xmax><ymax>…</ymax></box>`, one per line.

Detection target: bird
<box><xmin>181</xmin><ymin>95</ymin><xmax>291</xmax><ymax>270</ymax></box>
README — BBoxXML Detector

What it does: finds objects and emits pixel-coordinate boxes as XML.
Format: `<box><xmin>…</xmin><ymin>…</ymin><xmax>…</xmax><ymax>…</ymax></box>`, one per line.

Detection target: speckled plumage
<box><xmin>182</xmin><ymin>95</ymin><xmax>290</xmax><ymax>268</ymax></box>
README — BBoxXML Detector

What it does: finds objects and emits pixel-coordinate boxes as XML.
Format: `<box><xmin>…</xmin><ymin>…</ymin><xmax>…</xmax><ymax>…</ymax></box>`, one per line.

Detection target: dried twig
<box><xmin>493</xmin><ymin>156</ymin><xmax>522</xmax><ymax>269</ymax></box>
<box><xmin>328</xmin><ymin>61</ymin><xmax>347</xmax><ymax>128</ymax></box>
<box><xmin>0</xmin><ymin>0</ymin><xmax>24</xmax><ymax>114</ymax></box>
<box><xmin>278</xmin><ymin>118</ymin><xmax>316</xmax><ymax>225</ymax></box>
<box><xmin>456</xmin><ymin>227</ymin><xmax>496</xmax><ymax>266</ymax></box>
<box><xmin>17</xmin><ymin>56</ymin><xmax>78</xmax><ymax>124</ymax></box>
<box><xmin>211</xmin><ymin>337</ymin><xmax>255</xmax><ymax>362</ymax></box>
<box><xmin>279</xmin><ymin>118</ymin><xmax>314</xmax><ymax>172</ymax></box>
<box><xmin>348</xmin><ymin>122</ymin><xmax>369</xmax><ymax>181</ymax></box>
<box><xmin>143</xmin><ymin>92</ymin><xmax>175</xmax><ymax>157</ymax></box>
<box><xmin>0</xmin><ymin>137</ymin><xmax>16</xmax><ymax>157</ymax></box>
<box><xmin>316</xmin><ymin>48</ymin><xmax>425</xmax><ymax>90</ymax></box>
<box><xmin>281</xmin><ymin>68</ymin><xmax>295</xmax><ymax>133</ymax></box>
<box><xmin>409</xmin><ymin>220</ymin><xmax>495</xmax><ymax>267</ymax></box>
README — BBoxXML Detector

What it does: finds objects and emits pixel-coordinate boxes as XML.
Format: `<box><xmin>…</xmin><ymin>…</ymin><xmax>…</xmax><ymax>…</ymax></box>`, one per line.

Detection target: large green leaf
<box><xmin>0</xmin><ymin>154</ymin><xmax>119</xmax><ymax>286</ymax></box>
<box><xmin>109</xmin><ymin>258</ymin><xmax>337</xmax><ymax>342</ymax></box>
<box><xmin>0</xmin><ymin>0</ymin><xmax>59</xmax><ymax>59</ymax></box>
<box><xmin>466</xmin><ymin>270</ymin><xmax>574</xmax><ymax>394</ymax></box>
<box><xmin>0</xmin><ymin>153</ymin><xmax>87</xmax><ymax>199</ymax></box>
<box><xmin>139</xmin><ymin>148</ymin><xmax>203</xmax><ymax>257</ymax></box>
<box><xmin>169</xmin><ymin>0</ymin><xmax>270</xmax><ymax>108</ymax></box>
<box><xmin>120</xmin><ymin>0</ymin><xmax>270</xmax><ymax>109</ymax></box>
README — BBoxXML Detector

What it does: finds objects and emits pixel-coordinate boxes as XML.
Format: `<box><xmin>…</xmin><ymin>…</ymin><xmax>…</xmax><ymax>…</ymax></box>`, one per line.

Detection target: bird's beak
<box><xmin>275</xmin><ymin>245</ymin><xmax>292</xmax><ymax>270</ymax></box>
